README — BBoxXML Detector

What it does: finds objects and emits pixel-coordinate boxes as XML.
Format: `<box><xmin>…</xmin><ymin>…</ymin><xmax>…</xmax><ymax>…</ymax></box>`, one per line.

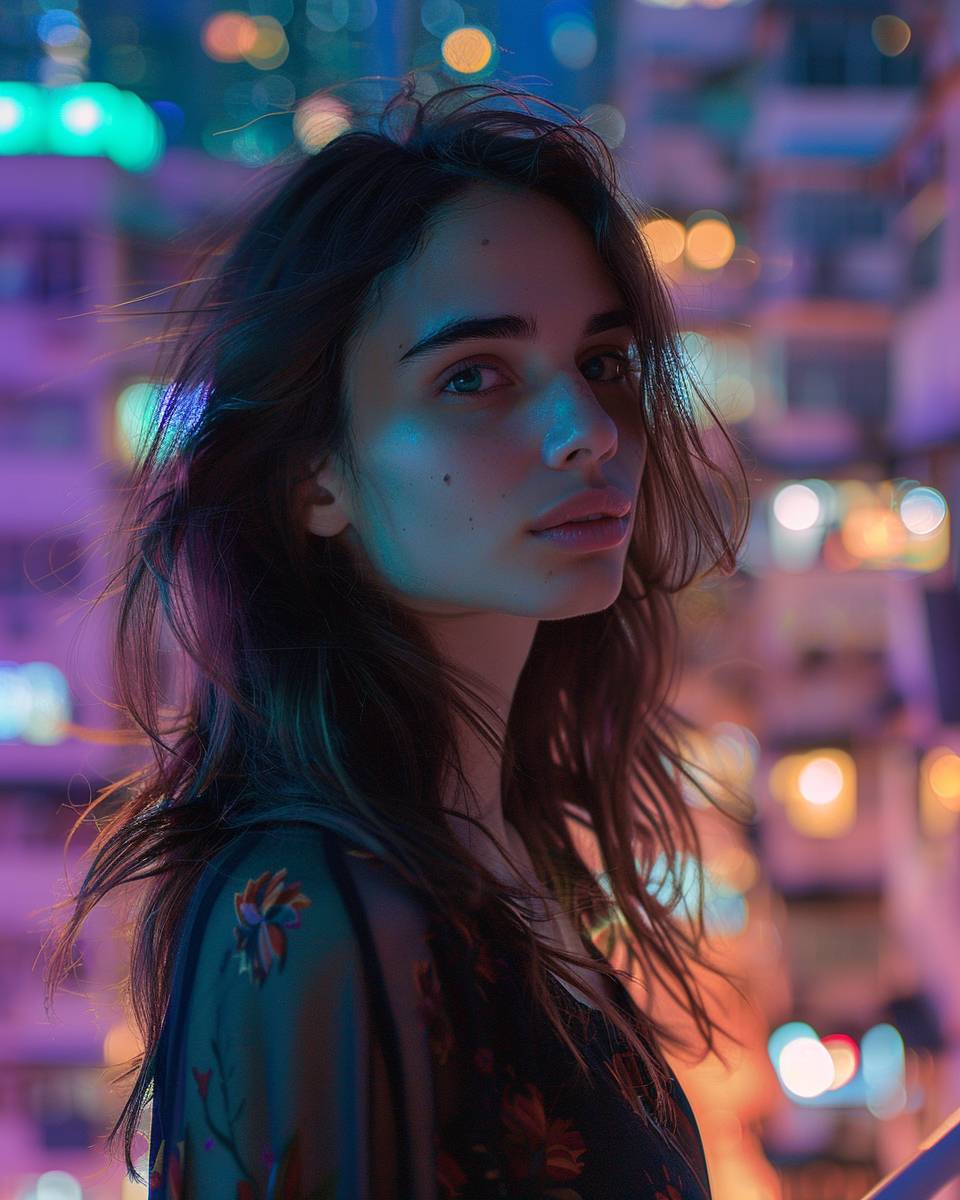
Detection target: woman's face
<box><xmin>308</xmin><ymin>183</ymin><xmax>647</xmax><ymax>620</ymax></box>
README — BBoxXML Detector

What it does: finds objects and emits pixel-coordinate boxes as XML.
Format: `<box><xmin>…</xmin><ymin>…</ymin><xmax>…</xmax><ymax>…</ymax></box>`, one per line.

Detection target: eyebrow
<box><xmin>397</xmin><ymin>306</ymin><xmax>633</xmax><ymax>366</ymax></box>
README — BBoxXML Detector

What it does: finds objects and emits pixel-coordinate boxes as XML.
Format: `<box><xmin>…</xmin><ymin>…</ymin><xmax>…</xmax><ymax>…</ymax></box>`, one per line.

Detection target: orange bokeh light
<box><xmin>202</xmin><ymin>11</ymin><xmax>258</xmax><ymax>62</ymax></box>
<box><xmin>441</xmin><ymin>27</ymin><xmax>494</xmax><ymax>74</ymax></box>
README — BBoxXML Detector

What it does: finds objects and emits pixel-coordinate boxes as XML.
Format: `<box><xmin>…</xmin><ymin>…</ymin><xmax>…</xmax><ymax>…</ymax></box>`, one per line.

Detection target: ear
<box><xmin>301</xmin><ymin>453</ymin><xmax>352</xmax><ymax>539</ymax></box>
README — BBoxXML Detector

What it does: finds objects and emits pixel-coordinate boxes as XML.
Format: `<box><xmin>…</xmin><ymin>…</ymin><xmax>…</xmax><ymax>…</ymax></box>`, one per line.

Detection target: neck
<box><xmin>418</xmin><ymin>609</ymin><xmax>538</xmax><ymax>880</ymax></box>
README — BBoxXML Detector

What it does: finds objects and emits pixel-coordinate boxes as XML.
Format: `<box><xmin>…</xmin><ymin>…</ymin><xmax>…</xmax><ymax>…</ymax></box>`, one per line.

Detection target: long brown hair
<box><xmin>41</xmin><ymin>76</ymin><xmax>754</xmax><ymax>1184</ymax></box>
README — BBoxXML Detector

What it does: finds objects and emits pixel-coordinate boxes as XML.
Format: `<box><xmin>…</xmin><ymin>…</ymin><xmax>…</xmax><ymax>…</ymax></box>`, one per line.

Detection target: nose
<box><xmin>538</xmin><ymin>376</ymin><xmax>620</xmax><ymax>468</ymax></box>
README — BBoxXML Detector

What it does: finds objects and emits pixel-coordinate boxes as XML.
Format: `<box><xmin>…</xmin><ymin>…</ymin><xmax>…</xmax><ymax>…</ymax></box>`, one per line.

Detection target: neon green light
<box><xmin>0</xmin><ymin>81</ymin><xmax>164</xmax><ymax>171</ymax></box>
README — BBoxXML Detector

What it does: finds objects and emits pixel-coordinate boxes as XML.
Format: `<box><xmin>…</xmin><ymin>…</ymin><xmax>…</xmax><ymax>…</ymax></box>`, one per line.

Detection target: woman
<box><xmin>44</xmin><ymin>78</ymin><xmax>751</xmax><ymax>1198</ymax></box>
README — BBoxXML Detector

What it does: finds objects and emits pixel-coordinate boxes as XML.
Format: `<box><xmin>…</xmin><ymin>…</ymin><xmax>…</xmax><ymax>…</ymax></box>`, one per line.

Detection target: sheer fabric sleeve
<box><xmin>149</xmin><ymin>824</ymin><xmax>454</xmax><ymax>1200</ymax></box>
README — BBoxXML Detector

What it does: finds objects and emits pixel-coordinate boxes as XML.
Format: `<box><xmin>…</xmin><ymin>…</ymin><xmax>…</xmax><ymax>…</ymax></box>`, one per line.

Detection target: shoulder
<box><xmin>167</xmin><ymin>824</ymin><xmax>469</xmax><ymax>1200</ymax></box>
<box><xmin>184</xmin><ymin>821</ymin><xmax>438</xmax><ymax>1000</ymax></box>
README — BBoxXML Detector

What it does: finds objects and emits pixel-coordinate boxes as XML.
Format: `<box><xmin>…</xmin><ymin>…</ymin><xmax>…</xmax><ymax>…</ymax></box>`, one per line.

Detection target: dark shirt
<box><xmin>146</xmin><ymin>820</ymin><xmax>712</xmax><ymax>1199</ymax></box>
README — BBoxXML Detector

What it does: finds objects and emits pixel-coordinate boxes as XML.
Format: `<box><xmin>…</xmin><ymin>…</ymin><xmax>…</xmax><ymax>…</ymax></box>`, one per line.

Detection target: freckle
<box><xmin>481</xmin><ymin>238</ymin><xmax>489</xmax><ymax>246</ymax></box>
<box><xmin>442</xmin><ymin>473</ymin><xmax>451</xmax><ymax>484</ymax></box>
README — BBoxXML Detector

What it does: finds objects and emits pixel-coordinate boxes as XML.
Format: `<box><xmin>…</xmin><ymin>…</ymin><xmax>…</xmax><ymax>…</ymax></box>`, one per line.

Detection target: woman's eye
<box><xmin>438</xmin><ymin>352</ymin><xmax>634</xmax><ymax>398</ymax></box>
<box><xmin>439</xmin><ymin>361</ymin><xmax>507</xmax><ymax>397</ymax></box>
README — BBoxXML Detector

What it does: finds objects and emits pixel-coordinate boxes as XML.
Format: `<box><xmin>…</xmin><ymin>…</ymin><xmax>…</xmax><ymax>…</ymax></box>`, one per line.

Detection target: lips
<box><xmin>529</xmin><ymin>485</ymin><xmax>633</xmax><ymax>532</ymax></box>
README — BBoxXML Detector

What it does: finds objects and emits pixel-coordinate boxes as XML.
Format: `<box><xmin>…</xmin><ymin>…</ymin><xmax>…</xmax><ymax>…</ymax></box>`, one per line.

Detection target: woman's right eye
<box><xmin>437</xmin><ymin>359</ymin><xmax>509</xmax><ymax>398</ymax></box>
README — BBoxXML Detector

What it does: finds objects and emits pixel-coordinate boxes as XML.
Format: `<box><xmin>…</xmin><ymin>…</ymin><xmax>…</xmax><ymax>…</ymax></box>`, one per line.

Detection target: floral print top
<box><xmin>147</xmin><ymin>820</ymin><xmax>712</xmax><ymax>1200</ymax></box>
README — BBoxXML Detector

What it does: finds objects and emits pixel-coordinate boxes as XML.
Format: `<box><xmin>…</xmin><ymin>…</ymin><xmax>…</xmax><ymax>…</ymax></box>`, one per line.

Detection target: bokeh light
<box><xmin>686</xmin><ymin>216</ymin><xmax>736</xmax><ymax>269</ymax></box>
<box><xmin>421</xmin><ymin>0</ymin><xmax>464</xmax><ymax>38</ymax></box>
<box><xmin>344</xmin><ymin>0</ymin><xmax>378</xmax><ymax>31</ymax></box>
<box><xmin>861</xmin><ymin>1024</ymin><xmax>906</xmax><ymax>1112</ymax></box>
<box><xmin>581</xmin><ymin>102</ymin><xmax>625</xmax><ymax>149</ymax></box>
<box><xmin>822</xmin><ymin>1034</ymin><xmax>859</xmax><ymax>1090</ymax></box>
<box><xmin>841</xmin><ymin>505</ymin><xmax>907</xmax><ymax>561</ymax></box>
<box><xmin>0</xmin><ymin>84</ymin><xmax>46</xmax><ymax>154</ymax></box>
<box><xmin>293</xmin><ymin>93</ymin><xmax>351</xmax><ymax>152</ymax></box>
<box><xmin>441</xmin><ymin>26</ymin><xmax>494</xmax><ymax>74</ymax></box>
<box><xmin>37</xmin><ymin>9</ymin><xmax>80</xmax><ymax>41</ymax></box>
<box><xmin>642</xmin><ymin>217</ymin><xmax>685</xmax><ymax>266</ymax></box>
<box><xmin>59</xmin><ymin>95</ymin><xmax>102</xmax><ymax>135</ymax></box>
<box><xmin>0</xmin><ymin>661</ymin><xmax>72</xmax><ymax>744</ymax></box>
<box><xmin>920</xmin><ymin>747</ymin><xmax>960</xmax><ymax>835</ymax></box>
<box><xmin>242</xmin><ymin>16</ymin><xmax>289</xmax><ymax>69</ymax></box>
<box><xmin>644</xmin><ymin>852</ymin><xmax>748</xmax><ymax>936</ymax></box>
<box><xmin>769</xmin><ymin>749</ymin><xmax>857</xmax><ymax>838</ymax></box>
<box><xmin>0</xmin><ymin>96</ymin><xmax>23</xmax><ymax>133</ymax></box>
<box><xmin>778</xmin><ymin>1036</ymin><xmax>836</xmax><ymax>1098</ymax></box>
<box><xmin>0</xmin><ymin>83</ymin><xmax>163</xmax><ymax>170</ymax></box>
<box><xmin>772</xmin><ymin>482</ymin><xmax>822</xmax><ymax>531</ymax></box>
<box><xmin>872</xmin><ymin>15</ymin><xmax>911</xmax><ymax>57</ymax></box>
<box><xmin>35</xmin><ymin>1173</ymin><xmax>83</xmax><ymax>1200</ymax></box>
<box><xmin>103</xmin><ymin>1019</ymin><xmax>143</xmax><ymax>1067</ymax></box>
<box><xmin>201</xmin><ymin>11</ymin><xmax>258</xmax><ymax>62</ymax></box>
<box><xmin>306</xmin><ymin>0</ymin><xmax>349</xmax><ymax>31</ymax></box>
<box><xmin>715</xmin><ymin>372</ymin><xmax>755</xmax><ymax>422</ymax></box>
<box><xmin>252</xmin><ymin>74</ymin><xmax>296</xmax><ymax>112</ymax></box>
<box><xmin>548</xmin><ymin>12</ymin><xmax>598</xmax><ymax>71</ymax></box>
<box><xmin>707</xmin><ymin>842</ymin><xmax>760</xmax><ymax>894</ymax></box>
<box><xmin>797</xmin><ymin>756</ymin><xmax>844</xmax><ymax>806</ymax></box>
<box><xmin>898</xmin><ymin>484</ymin><xmax>947</xmax><ymax>535</ymax></box>
<box><xmin>116</xmin><ymin>380</ymin><xmax>165</xmax><ymax>462</ymax></box>
<box><xmin>926</xmin><ymin>748</ymin><xmax>960</xmax><ymax>809</ymax></box>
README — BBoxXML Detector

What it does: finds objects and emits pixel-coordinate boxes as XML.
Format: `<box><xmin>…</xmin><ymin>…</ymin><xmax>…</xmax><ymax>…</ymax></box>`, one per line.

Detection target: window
<box><xmin>23</xmin><ymin>1067</ymin><xmax>102</xmax><ymax>1151</ymax></box>
<box><xmin>784</xmin><ymin>8</ymin><xmax>921</xmax><ymax>88</ymax></box>
<box><xmin>35</xmin><ymin>228</ymin><xmax>84</xmax><ymax>303</ymax></box>
<box><xmin>786</xmin><ymin>341</ymin><xmax>889</xmax><ymax>426</ymax></box>
<box><xmin>0</xmin><ymin>224</ymin><xmax>85</xmax><ymax>308</ymax></box>
<box><xmin>780</xmin><ymin>191</ymin><xmax>889</xmax><ymax>248</ymax></box>
<box><xmin>0</xmin><ymin>391</ymin><xmax>87</xmax><ymax>452</ymax></box>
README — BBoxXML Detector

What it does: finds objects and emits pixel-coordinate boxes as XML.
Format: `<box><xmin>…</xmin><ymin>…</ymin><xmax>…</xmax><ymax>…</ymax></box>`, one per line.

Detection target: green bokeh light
<box><xmin>0</xmin><ymin>81</ymin><xmax>164</xmax><ymax>171</ymax></box>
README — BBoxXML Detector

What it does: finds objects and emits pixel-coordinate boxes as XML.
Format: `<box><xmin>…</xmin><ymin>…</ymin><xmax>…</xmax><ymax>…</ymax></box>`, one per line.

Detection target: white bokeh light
<box><xmin>773</xmin><ymin>482</ymin><xmax>822</xmax><ymax>531</ymax></box>
<box><xmin>797</xmin><ymin>757</ymin><xmax>844</xmax><ymax>806</ymax></box>
<box><xmin>60</xmin><ymin>96</ymin><xmax>103</xmax><ymax>134</ymax></box>
<box><xmin>899</xmin><ymin>485</ymin><xmax>947</xmax><ymax>536</ymax></box>
<box><xmin>779</xmin><ymin>1036</ymin><xmax>836</xmax><ymax>1098</ymax></box>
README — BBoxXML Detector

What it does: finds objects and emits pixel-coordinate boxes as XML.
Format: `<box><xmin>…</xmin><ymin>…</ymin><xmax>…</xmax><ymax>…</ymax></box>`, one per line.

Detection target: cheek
<box><xmin>387</xmin><ymin>429</ymin><xmax>524</xmax><ymax>509</ymax></box>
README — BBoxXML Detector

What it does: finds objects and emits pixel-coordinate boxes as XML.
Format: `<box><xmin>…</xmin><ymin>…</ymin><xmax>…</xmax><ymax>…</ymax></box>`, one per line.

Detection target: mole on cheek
<box><xmin>480</xmin><ymin>238</ymin><xmax>489</xmax><ymax>246</ymax></box>
<box><xmin>442</xmin><ymin>473</ymin><xmax>451</xmax><ymax>484</ymax></box>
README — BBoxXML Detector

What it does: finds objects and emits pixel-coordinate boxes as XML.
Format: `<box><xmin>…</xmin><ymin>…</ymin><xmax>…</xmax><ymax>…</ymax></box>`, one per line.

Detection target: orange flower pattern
<box><xmin>148</xmin><ymin>846</ymin><xmax>712</xmax><ymax>1199</ymax></box>
<box><xmin>232</xmin><ymin>867</ymin><xmax>312</xmax><ymax>987</ymax></box>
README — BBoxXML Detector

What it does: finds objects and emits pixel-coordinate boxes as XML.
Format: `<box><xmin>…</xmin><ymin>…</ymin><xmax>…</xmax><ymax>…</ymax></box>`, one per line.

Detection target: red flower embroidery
<box><xmin>233</xmin><ymin>868</ymin><xmax>312</xmax><ymax>987</ymax></box>
<box><xmin>500</xmin><ymin>1082</ymin><xmax>586</xmax><ymax>1186</ymax></box>
<box><xmin>191</xmin><ymin>1065</ymin><xmax>212</xmax><ymax>1101</ymax></box>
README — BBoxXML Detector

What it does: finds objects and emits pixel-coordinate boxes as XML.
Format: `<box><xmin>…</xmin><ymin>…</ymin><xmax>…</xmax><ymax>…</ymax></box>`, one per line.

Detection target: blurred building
<box><xmin>613</xmin><ymin>3</ymin><xmax>960</xmax><ymax>1199</ymax></box>
<box><xmin>0</xmin><ymin>135</ymin><xmax>247</xmax><ymax>1196</ymax></box>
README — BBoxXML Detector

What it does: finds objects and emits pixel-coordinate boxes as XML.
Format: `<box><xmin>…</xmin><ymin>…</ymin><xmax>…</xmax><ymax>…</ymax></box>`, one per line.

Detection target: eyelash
<box><xmin>437</xmin><ymin>351</ymin><xmax>638</xmax><ymax>398</ymax></box>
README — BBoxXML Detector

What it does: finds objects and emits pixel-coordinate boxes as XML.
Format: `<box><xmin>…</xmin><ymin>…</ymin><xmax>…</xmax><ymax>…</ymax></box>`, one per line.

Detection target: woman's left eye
<box><xmin>438</xmin><ymin>352</ymin><xmax>634</xmax><ymax>398</ymax></box>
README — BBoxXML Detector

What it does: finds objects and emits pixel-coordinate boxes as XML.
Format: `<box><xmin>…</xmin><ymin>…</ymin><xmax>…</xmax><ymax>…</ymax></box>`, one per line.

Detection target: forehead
<box><xmin>366</xmin><ymin>186</ymin><xmax>625</xmax><ymax>355</ymax></box>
